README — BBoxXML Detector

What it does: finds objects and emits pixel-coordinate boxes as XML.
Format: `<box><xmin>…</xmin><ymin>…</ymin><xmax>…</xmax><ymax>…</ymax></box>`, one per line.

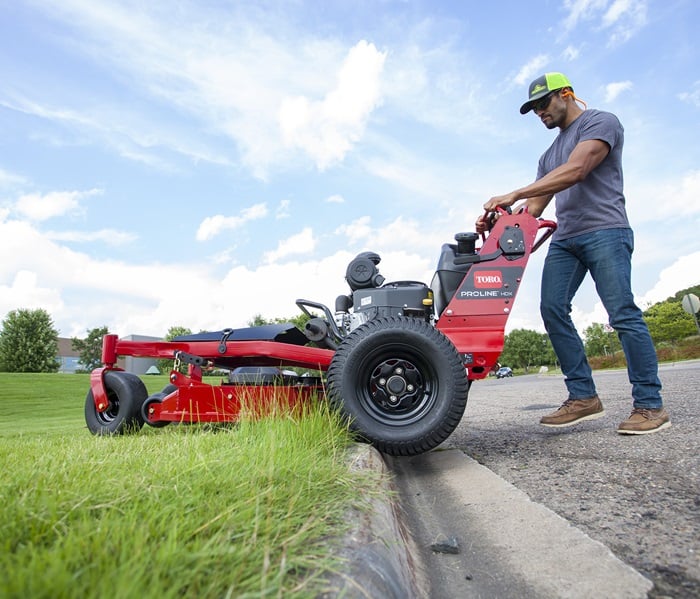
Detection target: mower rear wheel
<box><xmin>84</xmin><ymin>370</ymin><xmax>148</xmax><ymax>435</ymax></box>
<box><xmin>327</xmin><ymin>316</ymin><xmax>469</xmax><ymax>456</ymax></box>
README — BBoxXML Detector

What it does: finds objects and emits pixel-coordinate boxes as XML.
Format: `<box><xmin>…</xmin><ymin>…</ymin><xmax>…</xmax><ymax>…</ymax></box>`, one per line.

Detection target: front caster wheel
<box><xmin>327</xmin><ymin>316</ymin><xmax>470</xmax><ymax>456</ymax></box>
<box><xmin>85</xmin><ymin>370</ymin><xmax>148</xmax><ymax>435</ymax></box>
<box><xmin>141</xmin><ymin>384</ymin><xmax>177</xmax><ymax>427</ymax></box>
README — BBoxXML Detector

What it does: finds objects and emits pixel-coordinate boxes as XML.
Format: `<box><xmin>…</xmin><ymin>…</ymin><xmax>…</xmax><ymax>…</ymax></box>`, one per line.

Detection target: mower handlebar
<box><xmin>532</xmin><ymin>218</ymin><xmax>557</xmax><ymax>252</ymax></box>
<box><xmin>479</xmin><ymin>206</ymin><xmax>557</xmax><ymax>253</ymax></box>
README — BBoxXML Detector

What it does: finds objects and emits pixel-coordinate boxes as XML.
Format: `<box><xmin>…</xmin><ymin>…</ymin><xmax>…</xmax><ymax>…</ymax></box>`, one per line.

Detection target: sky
<box><xmin>1</xmin><ymin>0</ymin><xmax>699</xmax><ymax>341</ymax></box>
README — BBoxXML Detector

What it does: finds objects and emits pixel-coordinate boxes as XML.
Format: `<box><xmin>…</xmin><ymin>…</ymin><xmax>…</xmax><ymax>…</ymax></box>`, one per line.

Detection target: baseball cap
<box><xmin>520</xmin><ymin>72</ymin><xmax>573</xmax><ymax>114</ymax></box>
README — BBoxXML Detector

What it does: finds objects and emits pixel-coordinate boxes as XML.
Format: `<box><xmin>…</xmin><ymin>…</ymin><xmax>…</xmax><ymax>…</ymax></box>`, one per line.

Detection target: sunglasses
<box><xmin>531</xmin><ymin>90</ymin><xmax>557</xmax><ymax>112</ymax></box>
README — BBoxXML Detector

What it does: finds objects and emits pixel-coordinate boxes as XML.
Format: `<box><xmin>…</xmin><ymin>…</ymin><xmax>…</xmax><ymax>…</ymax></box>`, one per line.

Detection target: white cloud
<box><xmin>638</xmin><ymin>252</ymin><xmax>700</xmax><ymax>307</ymax></box>
<box><xmin>2</xmin><ymin>3</ymin><xmax>490</xmax><ymax>179</ymax></box>
<box><xmin>604</xmin><ymin>80</ymin><xmax>633</xmax><ymax>102</ymax></box>
<box><xmin>362</xmin><ymin>152</ymin><xmax>461</xmax><ymax>205</ymax></box>
<box><xmin>262</xmin><ymin>228</ymin><xmax>316</xmax><ymax>264</ymax></box>
<box><xmin>513</xmin><ymin>55</ymin><xmax>550</xmax><ymax>87</ymax></box>
<box><xmin>0</xmin><ymin>93</ymin><xmax>215</xmax><ymax>172</ymax></box>
<box><xmin>196</xmin><ymin>203</ymin><xmax>268</xmax><ymax>241</ymax></box>
<box><xmin>629</xmin><ymin>169</ymin><xmax>700</xmax><ymax>222</ymax></box>
<box><xmin>0</xmin><ymin>168</ymin><xmax>28</xmax><ymax>188</ymax></box>
<box><xmin>0</xmin><ymin>202</ymin><xmax>443</xmax><ymax>339</ymax></box>
<box><xmin>332</xmin><ymin>214</ymin><xmax>447</xmax><ymax>282</ymax></box>
<box><xmin>45</xmin><ymin>229</ymin><xmax>138</xmax><ymax>245</ymax></box>
<box><xmin>560</xmin><ymin>0</ymin><xmax>647</xmax><ymax>45</ymax></box>
<box><xmin>2</xmin><ymin>199</ymin><xmax>694</xmax><ymax>341</ymax></box>
<box><xmin>562</xmin><ymin>45</ymin><xmax>580</xmax><ymax>61</ymax></box>
<box><xmin>376</xmin><ymin>36</ymin><xmax>490</xmax><ymax>136</ymax></box>
<box><xmin>602</xmin><ymin>0</ymin><xmax>648</xmax><ymax>45</ymax></box>
<box><xmin>0</xmin><ymin>218</ymin><xmax>171</xmax><ymax>301</ymax></box>
<box><xmin>679</xmin><ymin>81</ymin><xmax>700</xmax><ymax>108</ymax></box>
<box><xmin>0</xmin><ymin>270</ymin><xmax>65</xmax><ymax>318</ymax></box>
<box><xmin>278</xmin><ymin>41</ymin><xmax>386</xmax><ymax>170</ymax></box>
<box><xmin>14</xmin><ymin>188</ymin><xmax>102</xmax><ymax>221</ymax></box>
<box><xmin>276</xmin><ymin>200</ymin><xmax>291</xmax><ymax>219</ymax></box>
<box><xmin>562</xmin><ymin>0</ymin><xmax>607</xmax><ymax>32</ymax></box>
<box><xmin>0</xmin><ymin>216</ymin><xmax>221</xmax><ymax>336</ymax></box>
<box><xmin>335</xmin><ymin>216</ymin><xmax>373</xmax><ymax>245</ymax></box>
<box><xmin>326</xmin><ymin>194</ymin><xmax>345</xmax><ymax>204</ymax></box>
<box><xmin>5</xmin><ymin>3</ymin><xmax>367</xmax><ymax>178</ymax></box>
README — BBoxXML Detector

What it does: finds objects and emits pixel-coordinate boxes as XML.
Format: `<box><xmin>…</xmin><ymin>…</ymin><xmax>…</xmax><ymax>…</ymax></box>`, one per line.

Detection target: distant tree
<box><xmin>664</xmin><ymin>284</ymin><xmax>700</xmax><ymax>305</ymax></box>
<box><xmin>157</xmin><ymin>326</ymin><xmax>193</xmax><ymax>373</ymax></box>
<box><xmin>248</xmin><ymin>313</ymin><xmax>311</xmax><ymax>330</ymax></box>
<box><xmin>542</xmin><ymin>336</ymin><xmax>557</xmax><ymax>367</ymax></box>
<box><xmin>499</xmin><ymin>328</ymin><xmax>554</xmax><ymax>372</ymax></box>
<box><xmin>164</xmin><ymin>325</ymin><xmax>193</xmax><ymax>340</ymax></box>
<box><xmin>249</xmin><ymin>314</ymin><xmax>266</xmax><ymax>327</ymax></box>
<box><xmin>643</xmin><ymin>301</ymin><xmax>696</xmax><ymax>343</ymax></box>
<box><xmin>0</xmin><ymin>308</ymin><xmax>60</xmax><ymax>372</ymax></box>
<box><xmin>583</xmin><ymin>323</ymin><xmax>621</xmax><ymax>357</ymax></box>
<box><xmin>71</xmin><ymin>326</ymin><xmax>109</xmax><ymax>372</ymax></box>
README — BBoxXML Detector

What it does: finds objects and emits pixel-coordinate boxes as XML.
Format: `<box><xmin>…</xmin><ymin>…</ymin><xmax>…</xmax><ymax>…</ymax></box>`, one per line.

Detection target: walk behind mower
<box><xmin>85</xmin><ymin>208</ymin><xmax>556</xmax><ymax>456</ymax></box>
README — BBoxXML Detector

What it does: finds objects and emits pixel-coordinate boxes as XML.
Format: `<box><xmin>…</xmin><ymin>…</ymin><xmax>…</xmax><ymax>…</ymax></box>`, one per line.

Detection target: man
<box><xmin>477</xmin><ymin>72</ymin><xmax>670</xmax><ymax>434</ymax></box>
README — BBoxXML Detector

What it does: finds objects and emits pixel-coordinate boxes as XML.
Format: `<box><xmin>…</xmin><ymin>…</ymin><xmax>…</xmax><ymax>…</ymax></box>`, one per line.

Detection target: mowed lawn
<box><xmin>0</xmin><ymin>373</ymin><xmax>379</xmax><ymax>598</ymax></box>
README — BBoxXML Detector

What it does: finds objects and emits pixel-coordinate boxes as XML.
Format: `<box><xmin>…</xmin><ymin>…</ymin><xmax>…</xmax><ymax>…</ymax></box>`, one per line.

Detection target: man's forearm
<box><xmin>519</xmin><ymin>195</ymin><xmax>553</xmax><ymax>218</ymax></box>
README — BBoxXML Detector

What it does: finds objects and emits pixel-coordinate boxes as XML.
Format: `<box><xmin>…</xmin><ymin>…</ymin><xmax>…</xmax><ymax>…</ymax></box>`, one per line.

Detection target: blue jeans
<box><xmin>540</xmin><ymin>228</ymin><xmax>662</xmax><ymax>409</ymax></box>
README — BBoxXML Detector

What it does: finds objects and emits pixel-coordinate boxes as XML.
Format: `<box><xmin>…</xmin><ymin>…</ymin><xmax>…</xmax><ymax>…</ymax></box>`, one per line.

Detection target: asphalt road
<box><xmin>426</xmin><ymin>360</ymin><xmax>700</xmax><ymax>598</ymax></box>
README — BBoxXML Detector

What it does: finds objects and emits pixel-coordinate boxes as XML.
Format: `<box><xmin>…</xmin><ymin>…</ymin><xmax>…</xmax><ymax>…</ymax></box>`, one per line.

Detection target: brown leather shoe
<box><xmin>540</xmin><ymin>396</ymin><xmax>605</xmax><ymax>427</ymax></box>
<box><xmin>617</xmin><ymin>408</ymin><xmax>671</xmax><ymax>435</ymax></box>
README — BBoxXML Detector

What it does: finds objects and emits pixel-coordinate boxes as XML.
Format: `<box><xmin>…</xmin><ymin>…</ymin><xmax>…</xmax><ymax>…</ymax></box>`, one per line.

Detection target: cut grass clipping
<box><xmin>0</xmin><ymin>373</ymin><xmax>382</xmax><ymax>598</ymax></box>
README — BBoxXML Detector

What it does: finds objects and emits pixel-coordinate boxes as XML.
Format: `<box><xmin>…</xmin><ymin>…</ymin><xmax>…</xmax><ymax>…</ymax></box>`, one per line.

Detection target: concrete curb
<box><xmin>327</xmin><ymin>446</ymin><xmax>654</xmax><ymax>598</ymax></box>
<box><xmin>426</xmin><ymin>449</ymin><xmax>654</xmax><ymax>598</ymax></box>
<box><xmin>321</xmin><ymin>445</ymin><xmax>425</xmax><ymax>598</ymax></box>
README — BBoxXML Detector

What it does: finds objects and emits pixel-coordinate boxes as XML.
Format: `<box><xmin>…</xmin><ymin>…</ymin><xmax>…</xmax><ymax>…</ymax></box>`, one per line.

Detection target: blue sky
<box><xmin>1</xmin><ymin>0</ymin><xmax>698</xmax><ymax>339</ymax></box>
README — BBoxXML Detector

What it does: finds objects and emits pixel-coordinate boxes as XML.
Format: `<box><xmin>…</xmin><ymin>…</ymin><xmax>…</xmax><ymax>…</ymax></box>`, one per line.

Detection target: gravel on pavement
<box><xmin>446</xmin><ymin>360</ymin><xmax>700</xmax><ymax>598</ymax></box>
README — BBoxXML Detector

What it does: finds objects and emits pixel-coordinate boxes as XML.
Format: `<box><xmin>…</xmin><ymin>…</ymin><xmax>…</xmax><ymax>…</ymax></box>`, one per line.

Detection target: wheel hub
<box><xmin>371</xmin><ymin>359</ymin><xmax>424</xmax><ymax>413</ymax></box>
<box><xmin>386</xmin><ymin>374</ymin><xmax>407</xmax><ymax>395</ymax></box>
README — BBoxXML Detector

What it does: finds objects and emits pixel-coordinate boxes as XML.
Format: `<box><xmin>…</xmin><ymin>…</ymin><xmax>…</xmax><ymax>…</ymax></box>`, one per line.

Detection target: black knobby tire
<box><xmin>84</xmin><ymin>370</ymin><xmax>148</xmax><ymax>435</ymax></box>
<box><xmin>327</xmin><ymin>316</ymin><xmax>470</xmax><ymax>456</ymax></box>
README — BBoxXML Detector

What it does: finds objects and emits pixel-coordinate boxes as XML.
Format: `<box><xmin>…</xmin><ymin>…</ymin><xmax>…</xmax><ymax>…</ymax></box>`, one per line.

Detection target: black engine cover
<box><xmin>352</xmin><ymin>282</ymin><xmax>431</xmax><ymax>318</ymax></box>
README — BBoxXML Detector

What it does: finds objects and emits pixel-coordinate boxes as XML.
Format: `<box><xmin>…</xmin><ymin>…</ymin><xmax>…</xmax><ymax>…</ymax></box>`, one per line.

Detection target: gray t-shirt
<box><xmin>536</xmin><ymin>109</ymin><xmax>630</xmax><ymax>240</ymax></box>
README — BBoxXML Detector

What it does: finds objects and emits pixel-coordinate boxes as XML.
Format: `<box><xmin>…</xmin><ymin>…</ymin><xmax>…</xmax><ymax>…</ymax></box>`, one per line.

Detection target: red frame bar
<box><xmin>100</xmin><ymin>337</ymin><xmax>334</xmax><ymax>370</ymax></box>
<box><xmin>92</xmin><ymin>337</ymin><xmax>333</xmax><ymax>417</ymax></box>
<box><xmin>146</xmin><ymin>371</ymin><xmax>322</xmax><ymax>423</ymax></box>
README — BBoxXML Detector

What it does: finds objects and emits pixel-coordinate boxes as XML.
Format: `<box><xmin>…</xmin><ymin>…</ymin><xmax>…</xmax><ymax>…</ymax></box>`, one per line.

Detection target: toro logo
<box><xmin>474</xmin><ymin>270</ymin><xmax>503</xmax><ymax>289</ymax></box>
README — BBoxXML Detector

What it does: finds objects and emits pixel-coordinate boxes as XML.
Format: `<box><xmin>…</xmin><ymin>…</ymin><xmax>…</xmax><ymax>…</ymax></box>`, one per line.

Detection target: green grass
<box><xmin>0</xmin><ymin>373</ymin><xmax>379</xmax><ymax>598</ymax></box>
<box><xmin>0</xmin><ymin>373</ymin><xmax>92</xmax><ymax>436</ymax></box>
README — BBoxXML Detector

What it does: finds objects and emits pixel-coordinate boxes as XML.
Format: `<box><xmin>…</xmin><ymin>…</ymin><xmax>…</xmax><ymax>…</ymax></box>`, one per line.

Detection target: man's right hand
<box><xmin>475</xmin><ymin>213</ymin><xmax>490</xmax><ymax>234</ymax></box>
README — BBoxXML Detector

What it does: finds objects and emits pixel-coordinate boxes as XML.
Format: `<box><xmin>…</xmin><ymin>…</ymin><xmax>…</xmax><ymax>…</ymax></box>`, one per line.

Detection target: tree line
<box><xmin>499</xmin><ymin>284</ymin><xmax>700</xmax><ymax>371</ymax></box>
<box><xmin>1</xmin><ymin>284</ymin><xmax>697</xmax><ymax>373</ymax></box>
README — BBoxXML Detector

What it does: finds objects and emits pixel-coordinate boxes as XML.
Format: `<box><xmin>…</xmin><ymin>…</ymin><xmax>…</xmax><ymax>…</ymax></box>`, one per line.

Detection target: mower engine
<box><xmin>298</xmin><ymin>235</ymin><xmax>480</xmax><ymax>350</ymax></box>
<box><xmin>337</xmin><ymin>251</ymin><xmax>433</xmax><ymax>331</ymax></box>
<box><xmin>297</xmin><ymin>251</ymin><xmax>434</xmax><ymax>349</ymax></box>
